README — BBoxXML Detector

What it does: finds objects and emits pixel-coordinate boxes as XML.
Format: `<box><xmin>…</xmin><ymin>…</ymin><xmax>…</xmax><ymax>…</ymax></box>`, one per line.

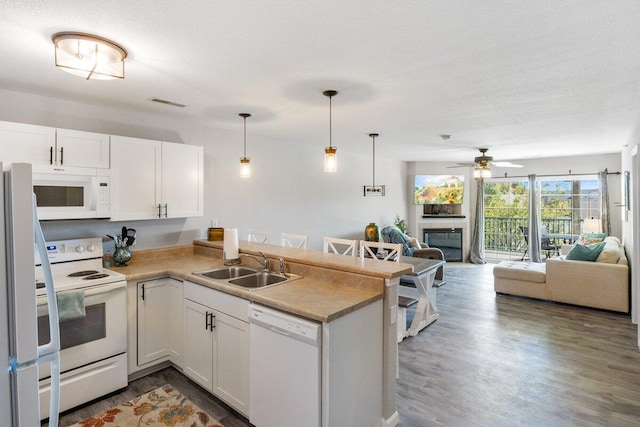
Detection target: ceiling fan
<box><xmin>450</xmin><ymin>148</ymin><xmax>523</xmax><ymax>178</ymax></box>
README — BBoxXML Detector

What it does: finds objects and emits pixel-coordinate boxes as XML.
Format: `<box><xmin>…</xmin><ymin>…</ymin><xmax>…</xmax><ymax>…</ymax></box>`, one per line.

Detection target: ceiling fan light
<box><xmin>474</xmin><ymin>166</ymin><xmax>491</xmax><ymax>179</ymax></box>
<box><xmin>52</xmin><ymin>32</ymin><xmax>127</xmax><ymax>80</ymax></box>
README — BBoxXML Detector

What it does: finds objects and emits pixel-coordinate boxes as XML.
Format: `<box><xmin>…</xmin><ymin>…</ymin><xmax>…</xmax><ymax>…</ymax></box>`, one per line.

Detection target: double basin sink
<box><xmin>193</xmin><ymin>265</ymin><xmax>301</xmax><ymax>290</ymax></box>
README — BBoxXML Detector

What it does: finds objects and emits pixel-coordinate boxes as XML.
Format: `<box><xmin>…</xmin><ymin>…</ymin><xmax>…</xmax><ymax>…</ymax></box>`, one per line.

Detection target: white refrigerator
<box><xmin>0</xmin><ymin>162</ymin><xmax>61</xmax><ymax>426</ymax></box>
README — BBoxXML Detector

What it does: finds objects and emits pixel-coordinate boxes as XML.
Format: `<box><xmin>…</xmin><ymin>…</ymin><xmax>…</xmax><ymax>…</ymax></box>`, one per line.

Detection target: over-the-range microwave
<box><xmin>32</xmin><ymin>165</ymin><xmax>111</xmax><ymax>220</ymax></box>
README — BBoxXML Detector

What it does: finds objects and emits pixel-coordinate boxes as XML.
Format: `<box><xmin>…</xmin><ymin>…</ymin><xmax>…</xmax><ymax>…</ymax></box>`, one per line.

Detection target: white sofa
<box><xmin>494</xmin><ymin>237</ymin><xmax>629</xmax><ymax>313</ymax></box>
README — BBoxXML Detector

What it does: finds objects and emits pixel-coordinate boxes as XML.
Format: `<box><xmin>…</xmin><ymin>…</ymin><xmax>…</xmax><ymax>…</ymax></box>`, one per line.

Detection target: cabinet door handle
<box><xmin>140</xmin><ymin>284</ymin><xmax>145</xmax><ymax>301</ymax></box>
<box><xmin>205</xmin><ymin>311</ymin><xmax>211</xmax><ymax>330</ymax></box>
<box><xmin>60</xmin><ymin>146</ymin><xmax>64</xmax><ymax>165</ymax></box>
<box><xmin>49</xmin><ymin>146</ymin><xmax>53</xmax><ymax>164</ymax></box>
<box><xmin>210</xmin><ymin>313</ymin><xmax>215</xmax><ymax>330</ymax></box>
<box><xmin>157</xmin><ymin>204</ymin><xmax>162</xmax><ymax>218</ymax></box>
<box><xmin>163</xmin><ymin>204</ymin><xmax>168</xmax><ymax>218</ymax></box>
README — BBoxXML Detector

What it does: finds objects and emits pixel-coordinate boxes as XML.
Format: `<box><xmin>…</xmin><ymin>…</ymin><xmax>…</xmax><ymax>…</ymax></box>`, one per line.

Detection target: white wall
<box><xmin>0</xmin><ymin>89</ymin><xmax>407</xmax><ymax>252</ymax></box>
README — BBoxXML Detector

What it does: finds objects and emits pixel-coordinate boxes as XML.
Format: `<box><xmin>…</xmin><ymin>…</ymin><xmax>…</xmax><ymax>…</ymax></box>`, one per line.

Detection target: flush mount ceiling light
<box><xmin>52</xmin><ymin>32</ymin><xmax>127</xmax><ymax>80</ymax></box>
<box><xmin>363</xmin><ymin>133</ymin><xmax>385</xmax><ymax>196</ymax></box>
<box><xmin>239</xmin><ymin>113</ymin><xmax>252</xmax><ymax>178</ymax></box>
<box><xmin>323</xmin><ymin>90</ymin><xmax>338</xmax><ymax>173</ymax></box>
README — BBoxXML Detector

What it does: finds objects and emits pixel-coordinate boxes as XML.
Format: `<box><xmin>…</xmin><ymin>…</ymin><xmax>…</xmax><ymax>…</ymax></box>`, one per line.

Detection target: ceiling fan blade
<box><xmin>449</xmin><ymin>162</ymin><xmax>476</xmax><ymax>167</ymax></box>
<box><xmin>491</xmin><ymin>161</ymin><xmax>523</xmax><ymax>168</ymax></box>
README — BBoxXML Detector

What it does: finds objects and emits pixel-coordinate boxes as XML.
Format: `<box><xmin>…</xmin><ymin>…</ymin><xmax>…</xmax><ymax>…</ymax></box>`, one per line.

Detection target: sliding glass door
<box><xmin>483</xmin><ymin>175</ymin><xmax>600</xmax><ymax>261</ymax></box>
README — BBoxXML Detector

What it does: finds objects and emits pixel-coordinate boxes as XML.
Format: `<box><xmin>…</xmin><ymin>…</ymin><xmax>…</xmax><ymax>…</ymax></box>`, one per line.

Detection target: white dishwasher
<box><xmin>249</xmin><ymin>304</ymin><xmax>321</xmax><ymax>427</ymax></box>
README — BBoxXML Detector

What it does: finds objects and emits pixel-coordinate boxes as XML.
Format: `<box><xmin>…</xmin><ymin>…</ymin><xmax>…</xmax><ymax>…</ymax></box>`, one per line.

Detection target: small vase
<box><xmin>113</xmin><ymin>246</ymin><xmax>132</xmax><ymax>266</ymax></box>
<box><xmin>365</xmin><ymin>223</ymin><xmax>380</xmax><ymax>242</ymax></box>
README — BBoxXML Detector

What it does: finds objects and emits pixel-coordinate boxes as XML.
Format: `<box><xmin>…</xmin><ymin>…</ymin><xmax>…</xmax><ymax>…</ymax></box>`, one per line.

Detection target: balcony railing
<box><xmin>484</xmin><ymin>217</ymin><xmax>574</xmax><ymax>259</ymax></box>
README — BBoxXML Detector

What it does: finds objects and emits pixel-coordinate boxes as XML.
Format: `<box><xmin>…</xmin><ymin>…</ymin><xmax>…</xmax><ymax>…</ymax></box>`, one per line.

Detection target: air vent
<box><xmin>150</xmin><ymin>98</ymin><xmax>186</xmax><ymax>108</ymax></box>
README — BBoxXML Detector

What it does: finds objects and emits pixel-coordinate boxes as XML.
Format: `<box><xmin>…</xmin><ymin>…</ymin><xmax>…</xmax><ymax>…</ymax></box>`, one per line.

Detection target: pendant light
<box><xmin>323</xmin><ymin>90</ymin><xmax>338</xmax><ymax>173</ymax></box>
<box><xmin>52</xmin><ymin>32</ymin><xmax>127</xmax><ymax>80</ymax></box>
<box><xmin>239</xmin><ymin>113</ymin><xmax>251</xmax><ymax>178</ymax></box>
<box><xmin>363</xmin><ymin>133</ymin><xmax>386</xmax><ymax>196</ymax></box>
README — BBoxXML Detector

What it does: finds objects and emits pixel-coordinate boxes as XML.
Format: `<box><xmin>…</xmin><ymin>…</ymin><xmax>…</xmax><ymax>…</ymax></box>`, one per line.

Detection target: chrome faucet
<box><xmin>240</xmin><ymin>252</ymin><xmax>270</xmax><ymax>271</ymax></box>
<box><xmin>278</xmin><ymin>258</ymin><xmax>287</xmax><ymax>276</ymax></box>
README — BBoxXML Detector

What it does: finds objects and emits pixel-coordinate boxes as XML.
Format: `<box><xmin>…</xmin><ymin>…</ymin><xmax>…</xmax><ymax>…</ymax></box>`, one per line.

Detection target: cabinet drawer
<box><xmin>184</xmin><ymin>281</ymin><xmax>249</xmax><ymax>321</ymax></box>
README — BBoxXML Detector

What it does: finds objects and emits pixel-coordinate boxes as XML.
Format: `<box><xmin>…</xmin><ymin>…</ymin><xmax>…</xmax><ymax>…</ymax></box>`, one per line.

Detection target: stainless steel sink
<box><xmin>229</xmin><ymin>272</ymin><xmax>289</xmax><ymax>288</ymax></box>
<box><xmin>193</xmin><ymin>265</ymin><xmax>301</xmax><ymax>290</ymax></box>
<box><xmin>196</xmin><ymin>266</ymin><xmax>257</xmax><ymax>280</ymax></box>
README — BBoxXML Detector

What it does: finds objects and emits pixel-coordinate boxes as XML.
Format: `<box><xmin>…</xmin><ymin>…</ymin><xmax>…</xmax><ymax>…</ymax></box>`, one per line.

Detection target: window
<box><xmin>539</xmin><ymin>176</ymin><xmax>599</xmax><ymax>236</ymax></box>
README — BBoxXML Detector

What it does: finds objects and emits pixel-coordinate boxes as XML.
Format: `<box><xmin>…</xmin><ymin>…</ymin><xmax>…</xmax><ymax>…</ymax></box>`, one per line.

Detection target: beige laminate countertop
<box><xmin>110</xmin><ymin>241</ymin><xmax>411</xmax><ymax>322</ymax></box>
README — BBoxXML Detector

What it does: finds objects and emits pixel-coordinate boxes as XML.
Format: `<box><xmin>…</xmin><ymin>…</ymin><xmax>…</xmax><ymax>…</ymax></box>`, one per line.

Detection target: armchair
<box><xmin>381</xmin><ymin>225</ymin><xmax>445</xmax><ymax>285</ymax></box>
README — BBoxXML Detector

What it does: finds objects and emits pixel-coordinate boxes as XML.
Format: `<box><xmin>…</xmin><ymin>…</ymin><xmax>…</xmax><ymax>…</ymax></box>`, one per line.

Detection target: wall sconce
<box><xmin>363</xmin><ymin>133</ymin><xmax>385</xmax><ymax>196</ymax></box>
<box><xmin>323</xmin><ymin>90</ymin><xmax>338</xmax><ymax>173</ymax></box>
<box><xmin>239</xmin><ymin>113</ymin><xmax>251</xmax><ymax>178</ymax></box>
<box><xmin>52</xmin><ymin>32</ymin><xmax>127</xmax><ymax>80</ymax></box>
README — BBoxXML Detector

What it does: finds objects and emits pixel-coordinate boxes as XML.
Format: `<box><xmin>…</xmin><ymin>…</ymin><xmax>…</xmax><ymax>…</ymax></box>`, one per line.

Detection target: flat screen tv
<box><xmin>414</xmin><ymin>175</ymin><xmax>464</xmax><ymax>205</ymax></box>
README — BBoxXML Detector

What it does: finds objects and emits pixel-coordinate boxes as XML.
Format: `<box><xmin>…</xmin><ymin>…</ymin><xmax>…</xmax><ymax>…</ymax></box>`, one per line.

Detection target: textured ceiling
<box><xmin>1</xmin><ymin>0</ymin><xmax>640</xmax><ymax>164</ymax></box>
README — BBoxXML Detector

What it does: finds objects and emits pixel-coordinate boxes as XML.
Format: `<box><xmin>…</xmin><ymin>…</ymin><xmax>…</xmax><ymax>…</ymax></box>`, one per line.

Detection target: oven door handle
<box><xmin>38</xmin><ymin>282</ymin><xmax>127</xmax><ymax>304</ymax></box>
<box><xmin>83</xmin><ymin>281</ymin><xmax>126</xmax><ymax>297</ymax></box>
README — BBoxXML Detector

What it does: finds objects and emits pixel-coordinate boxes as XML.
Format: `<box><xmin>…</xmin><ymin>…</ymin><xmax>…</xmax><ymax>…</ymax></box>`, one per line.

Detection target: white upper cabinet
<box><xmin>0</xmin><ymin>121</ymin><xmax>56</xmax><ymax>165</ymax></box>
<box><xmin>0</xmin><ymin>121</ymin><xmax>109</xmax><ymax>168</ymax></box>
<box><xmin>161</xmin><ymin>142</ymin><xmax>204</xmax><ymax>218</ymax></box>
<box><xmin>55</xmin><ymin>128</ymin><xmax>110</xmax><ymax>168</ymax></box>
<box><xmin>110</xmin><ymin>135</ymin><xmax>203</xmax><ymax>220</ymax></box>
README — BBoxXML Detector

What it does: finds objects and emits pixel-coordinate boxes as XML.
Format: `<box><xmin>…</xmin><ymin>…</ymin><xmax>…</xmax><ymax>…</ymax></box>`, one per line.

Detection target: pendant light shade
<box><xmin>323</xmin><ymin>90</ymin><xmax>338</xmax><ymax>173</ymax></box>
<box><xmin>363</xmin><ymin>133</ymin><xmax>386</xmax><ymax>196</ymax></box>
<box><xmin>239</xmin><ymin>113</ymin><xmax>251</xmax><ymax>178</ymax></box>
<box><xmin>52</xmin><ymin>32</ymin><xmax>127</xmax><ymax>80</ymax></box>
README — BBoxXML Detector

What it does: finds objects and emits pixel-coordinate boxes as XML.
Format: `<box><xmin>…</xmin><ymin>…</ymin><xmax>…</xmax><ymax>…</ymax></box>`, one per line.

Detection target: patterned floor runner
<box><xmin>70</xmin><ymin>384</ymin><xmax>223</xmax><ymax>427</ymax></box>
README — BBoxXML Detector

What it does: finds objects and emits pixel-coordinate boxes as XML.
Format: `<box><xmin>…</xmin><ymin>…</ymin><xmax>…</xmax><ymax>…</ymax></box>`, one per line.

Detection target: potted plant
<box><xmin>393</xmin><ymin>214</ymin><xmax>409</xmax><ymax>235</ymax></box>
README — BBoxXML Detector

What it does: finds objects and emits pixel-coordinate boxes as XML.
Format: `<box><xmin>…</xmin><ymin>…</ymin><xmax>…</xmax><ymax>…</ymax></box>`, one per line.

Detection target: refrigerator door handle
<box><xmin>32</xmin><ymin>194</ymin><xmax>61</xmax><ymax>427</ymax></box>
<box><xmin>38</xmin><ymin>351</ymin><xmax>60</xmax><ymax>427</ymax></box>
<box><xmin>33</xmin><ymin>195</ymin><xmax>59</xmax><ymax>356</ymax></box>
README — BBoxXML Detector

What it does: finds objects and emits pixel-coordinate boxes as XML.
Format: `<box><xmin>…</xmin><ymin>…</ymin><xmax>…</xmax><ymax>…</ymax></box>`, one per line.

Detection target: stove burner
<box><xmin>83</xmin><ymin>273</ymin><xmax>110</xmax><ymax>280</ymax></box>
<box><xmin>68</xmin><ymin>270</ymin><xmax>100</xmax><ymax>277</ymax></box>
<box><xmin>36</xmin><ymin>282</ymin><xmax>45</xmax><ymax>289</ymax></box>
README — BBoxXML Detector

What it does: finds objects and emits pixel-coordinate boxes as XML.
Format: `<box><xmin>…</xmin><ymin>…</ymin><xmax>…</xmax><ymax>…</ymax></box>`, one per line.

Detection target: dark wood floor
<box><xmin>50</xmin><ymin>263</ymin><xmax>640</xmax><ymax>427</ymax></box>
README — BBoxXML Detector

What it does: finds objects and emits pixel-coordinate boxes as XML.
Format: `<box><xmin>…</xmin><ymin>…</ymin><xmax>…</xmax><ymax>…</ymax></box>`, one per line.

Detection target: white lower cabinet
<box><xmin>136</xmin><ymin>278</ymin><xmax>184</xmax><ymax>367</ymax></box>
<box><xmin>183</xmin><ymin>281</ymin><xmax>250</xmax><ymax>416</ymax></box>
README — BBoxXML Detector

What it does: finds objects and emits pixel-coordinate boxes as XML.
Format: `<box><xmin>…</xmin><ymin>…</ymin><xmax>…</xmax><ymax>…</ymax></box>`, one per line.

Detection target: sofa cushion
<box><xmin>408</xmin><ymin>237</ymin><xmax>420</xmax><ymax>248</ymax></box>
<box><xmin>578</xmin><ymin>232</ymin><xmax>607</xmax><ymax>245</ymax></box>
<box><xmin>566</xmin><ymin>241</ymin><xmax>606</xmax><ymax>261</ymax></box>
<box><xmin>493</xmin><ymin>261</ymin><xmax>546</xmax><ymax>283</ymax></box>
<box><xmin>595</xmin><ymin>236</ymin><xmax>625</xmax><ymax>264</ymax></box>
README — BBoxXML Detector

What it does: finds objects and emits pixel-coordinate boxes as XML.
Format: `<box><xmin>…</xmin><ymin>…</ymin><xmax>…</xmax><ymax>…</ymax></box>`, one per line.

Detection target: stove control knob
<box><xmin>87</xmin><ymin>244</ymin><xmax>96</xmax><ymax>252</ymax></box>
<box><xmin>76</xmin><ymin>245</ymin><xmax>84</xmax><ymax>253</ymax></box>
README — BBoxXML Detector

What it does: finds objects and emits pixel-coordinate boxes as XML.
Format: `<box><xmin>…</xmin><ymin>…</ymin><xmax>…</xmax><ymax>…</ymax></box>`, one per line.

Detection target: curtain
<box><xmin>599</xmin><ymin>170</ymin><xmax>611</xmax><ymax>234</ymax></box>
<box><xmin>528</xmin><ymin>174</ymin><xmax>542</xmax><ymax>263</ymax></box>
<box><xmin>470</xmin><ymin>177</ymin><xmax>486</xmax><ymax>264</ymax></box>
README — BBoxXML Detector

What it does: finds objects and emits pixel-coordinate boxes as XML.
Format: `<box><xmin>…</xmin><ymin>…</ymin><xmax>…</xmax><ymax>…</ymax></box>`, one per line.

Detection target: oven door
<box><xmin>36</xmin><ymin>281</ymin><xmax>126</xmax><ymax>379</ymax></box>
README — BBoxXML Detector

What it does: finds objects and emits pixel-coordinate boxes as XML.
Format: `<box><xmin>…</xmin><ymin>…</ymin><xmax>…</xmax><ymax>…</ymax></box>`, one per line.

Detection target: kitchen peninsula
<box><xmin>119</xmin><ymin>239</ymin><xmax>412</xmax><ymax>427</ymax></box>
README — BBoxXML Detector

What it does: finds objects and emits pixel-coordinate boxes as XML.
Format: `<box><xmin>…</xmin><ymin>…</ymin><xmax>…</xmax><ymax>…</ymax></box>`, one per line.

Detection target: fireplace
<box><xmin>423</xmin><ymin>228</ymin><xmax>463</xmax><ymax>262</ymax></box>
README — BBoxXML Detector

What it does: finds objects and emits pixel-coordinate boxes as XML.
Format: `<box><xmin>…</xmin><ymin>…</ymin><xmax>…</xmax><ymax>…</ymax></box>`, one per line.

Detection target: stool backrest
<box><xmin>323</xmin><ymin>237</ymin><xmax>357</xmax><ymax>257</ymax></box>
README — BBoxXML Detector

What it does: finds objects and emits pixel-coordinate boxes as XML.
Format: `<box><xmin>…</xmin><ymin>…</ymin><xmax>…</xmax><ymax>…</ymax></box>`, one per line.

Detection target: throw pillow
<box><xmin>566</xmin><ymin>241</ymin><xmax>606</xmax><ymax>262</ymax></box>
<box><xmin>408</xmin><ymin>238</ymin><xmax>420</xmax><ymax>248</ymax></box>
<box><xmin>578</xmin><ymin>232</ymin><xmax>607</xmax><ymax>246</ymax></box>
